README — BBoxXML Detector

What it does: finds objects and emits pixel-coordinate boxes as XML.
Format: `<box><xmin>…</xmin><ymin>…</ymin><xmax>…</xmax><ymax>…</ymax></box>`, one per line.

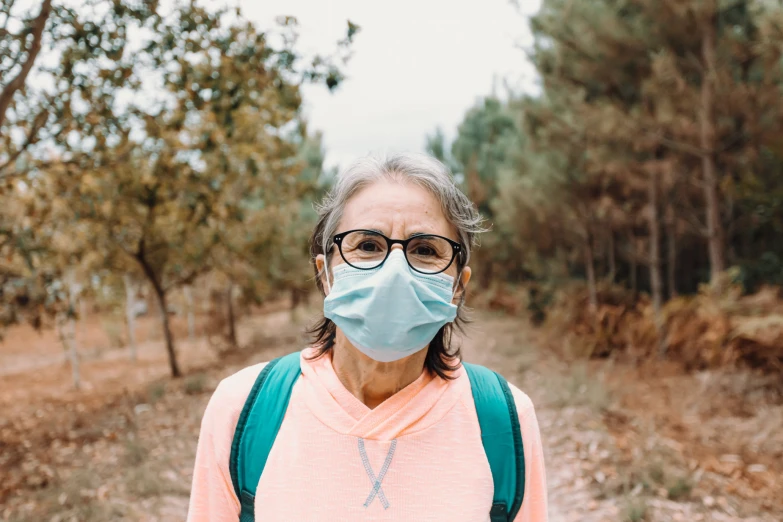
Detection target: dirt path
<box><xmin>461</xmin><ymin>314</ymin><xmax>779</xmax><ymax>522</ymax></box>
<box><xmin>1</xmin><ymin>311</ymin><xmax>779</xmax><ymax>521</ymax></box>
<box><xmin>461</xmin><ymin>315</ymin><xmax>625</xmax><ymax>521</ymax></box>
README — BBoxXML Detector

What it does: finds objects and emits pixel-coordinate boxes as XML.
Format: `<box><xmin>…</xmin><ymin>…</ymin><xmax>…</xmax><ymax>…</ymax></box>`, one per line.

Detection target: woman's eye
<box><xmin>413</xmin><ymin>245</ymin><xmax>436</xmax><ymax>257</ymax></box>
<box><xmin>359</xmin><ymin>241</ymin><xmax>380</xmax><ymax>252</ymax></box>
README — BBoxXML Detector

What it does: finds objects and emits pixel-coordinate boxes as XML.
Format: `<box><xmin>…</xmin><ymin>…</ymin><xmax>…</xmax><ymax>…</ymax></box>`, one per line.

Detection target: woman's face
<box><xmin>317</xmin><ymin>179</ymin><xmax>472</xmax><ymax>299</ymax></box>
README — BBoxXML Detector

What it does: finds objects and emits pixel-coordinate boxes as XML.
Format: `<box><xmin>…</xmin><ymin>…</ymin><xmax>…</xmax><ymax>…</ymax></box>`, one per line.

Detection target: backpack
<box><xmin>229</xmin><ymin>351</ymin><xmax>525</xmax><ymax>522</ymax></box>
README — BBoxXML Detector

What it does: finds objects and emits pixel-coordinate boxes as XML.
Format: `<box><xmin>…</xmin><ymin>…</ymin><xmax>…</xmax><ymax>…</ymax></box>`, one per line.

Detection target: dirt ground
<box><xmin>0</xmin><ymin>307</ymin><xmax>780</xmax><ymax>521</ymax></box>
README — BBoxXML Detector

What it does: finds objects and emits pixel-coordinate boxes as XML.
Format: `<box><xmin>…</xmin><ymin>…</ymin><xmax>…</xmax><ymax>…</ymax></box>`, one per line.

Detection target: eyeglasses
<box><xmin>331</xmin><ymin>229</ymin><xmax>463</xmax><ymax>275</ymax></box>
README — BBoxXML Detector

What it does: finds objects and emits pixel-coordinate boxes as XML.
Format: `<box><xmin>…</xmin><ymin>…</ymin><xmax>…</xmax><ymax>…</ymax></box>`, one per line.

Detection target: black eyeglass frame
<box><xmin>331</xmin><ymin>229</ymin><xmax>463</xmax><ymax>275</ymax></box>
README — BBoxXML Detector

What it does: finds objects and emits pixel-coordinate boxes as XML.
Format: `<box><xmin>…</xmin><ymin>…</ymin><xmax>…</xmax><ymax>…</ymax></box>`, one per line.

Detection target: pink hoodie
<box><xmin>187</xmin><ymin>348</ymin><xmax>548</xmax><ymax>521</ymax></box>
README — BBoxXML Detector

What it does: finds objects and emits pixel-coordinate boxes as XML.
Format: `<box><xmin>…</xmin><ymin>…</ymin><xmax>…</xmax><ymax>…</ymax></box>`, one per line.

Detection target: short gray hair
<box><xmin>306</xmin><ymin>152</ymin><xmax>486</xmax><ymax>379</ymax></box>
<box><xmin>313</xmin><ymin>152</ymin><xmax>485</xmax><ymax>269</ymax></box>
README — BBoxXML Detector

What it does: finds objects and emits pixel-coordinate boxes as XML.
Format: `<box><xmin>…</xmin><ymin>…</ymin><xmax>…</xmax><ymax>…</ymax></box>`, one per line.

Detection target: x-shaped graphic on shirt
<box><xmin>357</xmin><ymin>438</ymin><xmax>397</xmax><ymax>509</ymax></box>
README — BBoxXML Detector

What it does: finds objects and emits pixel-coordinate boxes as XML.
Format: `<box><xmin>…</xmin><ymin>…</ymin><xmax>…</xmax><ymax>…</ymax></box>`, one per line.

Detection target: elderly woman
<box><xmin>187</xmin><ymin>153</ymin><xmax>547</xmax><ymax>522</ymax></box>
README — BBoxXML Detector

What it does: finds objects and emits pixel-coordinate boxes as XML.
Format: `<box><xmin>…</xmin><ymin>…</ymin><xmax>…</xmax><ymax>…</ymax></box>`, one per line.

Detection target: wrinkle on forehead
<box><xmin>338</xmin><ymin>178</ymin><xmax>458</xmax><ymax>242</ymax></box>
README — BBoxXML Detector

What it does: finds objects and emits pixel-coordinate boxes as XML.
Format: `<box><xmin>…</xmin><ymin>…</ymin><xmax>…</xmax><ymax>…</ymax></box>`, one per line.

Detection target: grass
<box><xmin>124</xmin><ymin>435</ymin><xmax>148</xmax><ymax>466</ymax></box>
<box><xmin>666</xmin><ymin>476</ymin><xmax>693</xmax><ymax>500</ymax></box>
<box><xmin>147</xmin><ymin>381</ymin><xmax>166</xmax><ymax>403</ymax></box>
<box><xmin>511</xmin><ymin>345</ymin><xmax>539</xmax><ymax>375</ymax></box>
<box><xmin>622</xmin><ymin>497</ymin><xmax>648</xmax><ymax>522</ymax></box>
<box><xmin>8</xmin><ymin>469</ymin><xmax>128</xmax><ymax>522</ymax></box>
<box><xmin>125</xmin><ymin>466</ymin><xmax>177</xmax><ymax>498</ymax></box>
<box><xmin>545</xmin><ymin>362</ymin><xmax>611</xmax><ymax>411</ymax></box>
<box><xmin>600</xmin><ymin>448</ymin><xmax>694</xmax><ymax>494</ymax></box>
<box><xmin>645</xmin><ymin>461</ymin><xmax>666</xmax><ymax>487</ymax></box>
<box><xmin>183</xmin><ymin>372</ymin><xmax>207</xmax><ymax>395</ymax></box>
<box><xmin>10</xmin><ymin>435</ymin><xmax>189</xmax><ymax>520</ymax></box>
<box><xmin>122</xmin><ymin>431</ymin><xmax>189</xmax><ymax>499</ymax></box>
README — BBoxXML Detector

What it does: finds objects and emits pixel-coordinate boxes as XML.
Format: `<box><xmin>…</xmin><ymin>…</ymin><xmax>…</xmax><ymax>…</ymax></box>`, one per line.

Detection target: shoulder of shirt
<box><xmin>506</xmin><ymin>381</ymin><xmax>537</xmax><ymax>422</ymax></box>
<box><xmin>455</xmin><ymin>365</ymin><xmax>537</xmax><ymax>424</ymax></box>
<box><xmin>201</xmin><ymin>361</ymin><xmax>272</xmax><ymax>428</ymax></box>
<box><xmin>211</xmin><ymin>360</ymin><xmax>270</xmax><ymax>407</ymax></box>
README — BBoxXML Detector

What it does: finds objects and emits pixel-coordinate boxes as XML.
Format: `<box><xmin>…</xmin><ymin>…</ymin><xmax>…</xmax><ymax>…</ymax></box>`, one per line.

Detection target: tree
<box><xmin>425</xmin><ymin>127</ymin><xmax>461</xmax><ymax>177</ymax></box>
<box><xmin>436</xmin><ymin>0</ymin><xmax>783</xmax><ymax>350</ymax></box>
<box><xmin>447</xmin><ymin>97</ymin><xmax>521</xmax><ymax>285</ymax></box>
<box><xmin>0</xmin><ymin>0</ymin><xmax>162</xmax><ymax>332</ymax></box>
<box><xmin>32</xmin><ymin>5</ymin><xmax>357</xmax><ymax>376</ymax></box>
<box><xmin>0</xmin><ymin>0</ymin><xmax>52</xmax><ymax>165</ymax></box>
<box><xmin>523</xmin><ymin>0</ymin><xmax>783</xmax><ymax>297</ymax></box>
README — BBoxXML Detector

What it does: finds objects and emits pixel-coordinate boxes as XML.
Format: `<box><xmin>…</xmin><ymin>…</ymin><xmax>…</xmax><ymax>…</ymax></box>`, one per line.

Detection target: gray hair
<box><xmin>313</xmin><ymin>152</ymin><xmax>485</xmax><ymax>272</ymax></box>
<box><xmin>306</xmin><ymin>152</ymin><xmax>486</xmax><ymax>379</ymax></box>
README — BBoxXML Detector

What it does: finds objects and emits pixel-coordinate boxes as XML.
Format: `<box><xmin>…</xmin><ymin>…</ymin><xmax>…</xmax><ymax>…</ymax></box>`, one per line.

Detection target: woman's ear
<box><xmin>453</xmin><ymin>266</ymin><xmax>472</xmax><ymax>304</ymax></box>
<box><xmin>315</xmin><ymin>254</ymin><xmax>330</xmax><ymax>295</ymax></box>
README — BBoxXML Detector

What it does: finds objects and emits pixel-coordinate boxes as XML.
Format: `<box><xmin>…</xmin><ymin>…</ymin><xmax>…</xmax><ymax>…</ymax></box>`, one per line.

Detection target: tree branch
<box><xmin>0</xmin><ymin>106</ymin><xmax>48</xmax><ymax>176</ymax></box>
<box><xmin>0</xmin><ymin>0</ymin><xmax>52</xmax><ymax>129</ymax></box>
<box><xmin>163</xmin><ymin>267</ymin><xmax>207</xmax><ymax>292</ymax></box>
<box><xmin>617</xmin><ymin>117</ymin><xmax>709</xmax><ymax>158</ymax></box>
<box><xmin>652</xmin><ymin>131</ymin><xmax>709</xmax><ymax>158</ymax></box>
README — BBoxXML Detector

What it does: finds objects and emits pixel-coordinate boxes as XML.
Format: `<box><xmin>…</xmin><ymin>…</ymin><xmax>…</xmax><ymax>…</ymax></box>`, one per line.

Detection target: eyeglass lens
<box><xmin>339</xmin><ymin>230</ymin><xmax>455</xmax><ymax>274</ymax></box>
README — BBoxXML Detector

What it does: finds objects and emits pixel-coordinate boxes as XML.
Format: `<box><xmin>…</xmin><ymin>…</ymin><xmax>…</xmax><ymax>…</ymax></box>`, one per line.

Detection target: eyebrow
<box><xmin>356</xmin><ymin>229</ymin><xmax>438</xmax><ymax>239</ymax></box>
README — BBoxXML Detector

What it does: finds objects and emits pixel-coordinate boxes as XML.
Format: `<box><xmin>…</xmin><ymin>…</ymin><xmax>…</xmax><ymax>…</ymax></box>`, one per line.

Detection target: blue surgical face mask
<box><xmin>323</xmin><ymin>249</ymin><xmax>459</xmax><ymax>362</ymax></box>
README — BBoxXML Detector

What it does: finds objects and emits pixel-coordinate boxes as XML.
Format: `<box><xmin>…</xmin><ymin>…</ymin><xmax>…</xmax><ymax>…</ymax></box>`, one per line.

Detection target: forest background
<box><xmin>1</xmin><ymin>1</ymin><xmax>782</xmax><ymax>521</ymax></box>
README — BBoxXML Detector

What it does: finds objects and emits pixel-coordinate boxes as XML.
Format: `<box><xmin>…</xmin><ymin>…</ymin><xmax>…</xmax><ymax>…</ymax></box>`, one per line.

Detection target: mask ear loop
<box><xmin>323</xmin><ymin>253</ymin><xmax>332</xmax><ymax>294</ymax></box>
<box><xmin>452</xmin><ymin>249</ymin><xmax>466</xmax><ymax>303</ymax></box>
<box><xmin>452</xmin><ymin>269</ymin><xmax>463</xmax><ymax>303</ymax></box>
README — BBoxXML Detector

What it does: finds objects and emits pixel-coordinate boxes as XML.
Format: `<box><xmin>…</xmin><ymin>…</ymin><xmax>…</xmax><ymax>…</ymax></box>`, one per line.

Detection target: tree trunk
<box><xmin>480</xmin><ymin>260</ymin><xmax>494</xmax><ymax>288</ymax></box>
<box><xmin>628</xmin><ymin>232</ymin><xmax>638</xmax><ymax>295</ymax></box>
<box><xmin>666</xmin><ymin>203</ymin><xmax>678</xmax><ymax>299</ymax></box>
<box><xmin>226</xmin><ymin>283</ymin><xmax>237</xmax><ymax>348</ymax></box>
<box><xmin>137</xmin><ymin>254</ymin><xmax>181</xmax><ymax>377</ymax></box>
<box><xmin>57</xmin><ymin>312</ymin><xmax>80</xmax><ymax>389</ymax></box>
<box><xmin>184</xmin><ymin>285</ymin><xmax>195</xmax><ymax>343</ymax></box>
<box><xmin>584</xmin><ymin>230</ymin><xmax>598</xmax><ymax>311</ymax></box>
<box><xmin>628</xmin><ymin>232</ymin><xmax>639</xmax><ymax>296</ymax></box>
<box><xmin>648</xmin><ymin>175</ymin><xmax>667</xmax><ymax>357</ymax></box>
<box><xmin>700</xmin><ymin>16</ymin><xmax>726</xmax><ymax>285</ymax></box>
<box><xmin>56</xmin><ymin>313</ymin><xmax>69</xmax><ymax>365</ymax></box>
<box><xmin>290</xmin><ymin>287</ymin><xmax>301</xmax><ymax>323</ymax></box>
<box><xmin>123</xmin><ymin>274</ymin><xmax>138</xmax><ymax>361</ymax></box>
<box><xmin>648</xmin><ymin>177</ymin><xmax>663</xmax><ymax>313</ymax></box>
<box><xmin>68</xmin><ymin>315</ymin><xmax>80</xmax><ymax>389</ymax></box>
<box><xmin>608</xmin><ymin>231</ymin><xmax>616</xmax><ymax>283</ymax></box>
<box><xmin>79</xmin><ymin>299</ymin><xmax>86</xmax><ymax>348</ymax></box>
<box><xmin>153</xmin><ymin>285</ymin><xmax>180</xmax><ymax>377</ymax></box>
<box><xmin>66</xmin><ymin>280</ymin><xmax>82</xmax><ymax>387</ymax></box>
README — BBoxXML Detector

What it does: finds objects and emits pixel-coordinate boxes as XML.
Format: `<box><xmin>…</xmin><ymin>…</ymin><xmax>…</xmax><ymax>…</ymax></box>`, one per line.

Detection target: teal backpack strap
<box><xmin>229</xmin><ymin>351</ymin><xmax>302</xmax><ymax>522</ymax></box>
<box><xmin>464</xmin><ymin>363</ymin><xmax>526</xmax><ymax>522</ymax></box>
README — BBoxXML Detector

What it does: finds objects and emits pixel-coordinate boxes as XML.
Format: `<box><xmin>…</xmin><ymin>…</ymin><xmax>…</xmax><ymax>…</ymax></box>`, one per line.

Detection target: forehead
<box><xmin>338</xmin><ymin>179</ymin><xmax>456</xmax><ymax>239</ymax></box>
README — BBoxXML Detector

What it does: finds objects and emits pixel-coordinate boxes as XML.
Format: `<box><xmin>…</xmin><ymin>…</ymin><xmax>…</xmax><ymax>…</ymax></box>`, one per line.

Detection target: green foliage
<box><xmin>438</xmin><ymin>0</ymin><xmax>783</xmax><ymax>318</ymax></box>
<box><xmin>0</xmin><ymin>0</ymin><xmax>357</xmax><ymax>376</ymax></box>
<box><xmin>425</xmin><ymin>127</ymin><xmax>461</xmax><ymax>178</ymax></box>
<box><xmin>429</xmin><ymin>97</ymin><xmax>532</xmax><ymax>285</ymax></box>
<box><xmin>452</xmin><ymin>97</ymin><xmax>520</xmax><ymax>216</ymax></box>
<box><xmin>0</xmin><ymin>0</ymin><xmax>158</xmax><ymax>328</ymax></box>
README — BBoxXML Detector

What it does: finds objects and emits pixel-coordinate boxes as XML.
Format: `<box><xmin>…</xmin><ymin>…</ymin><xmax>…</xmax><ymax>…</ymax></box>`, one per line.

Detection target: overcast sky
<box><xmin>240</xmin><ymin>0</ymin><xmax>541</xmax><ymax>169</ymax></box>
